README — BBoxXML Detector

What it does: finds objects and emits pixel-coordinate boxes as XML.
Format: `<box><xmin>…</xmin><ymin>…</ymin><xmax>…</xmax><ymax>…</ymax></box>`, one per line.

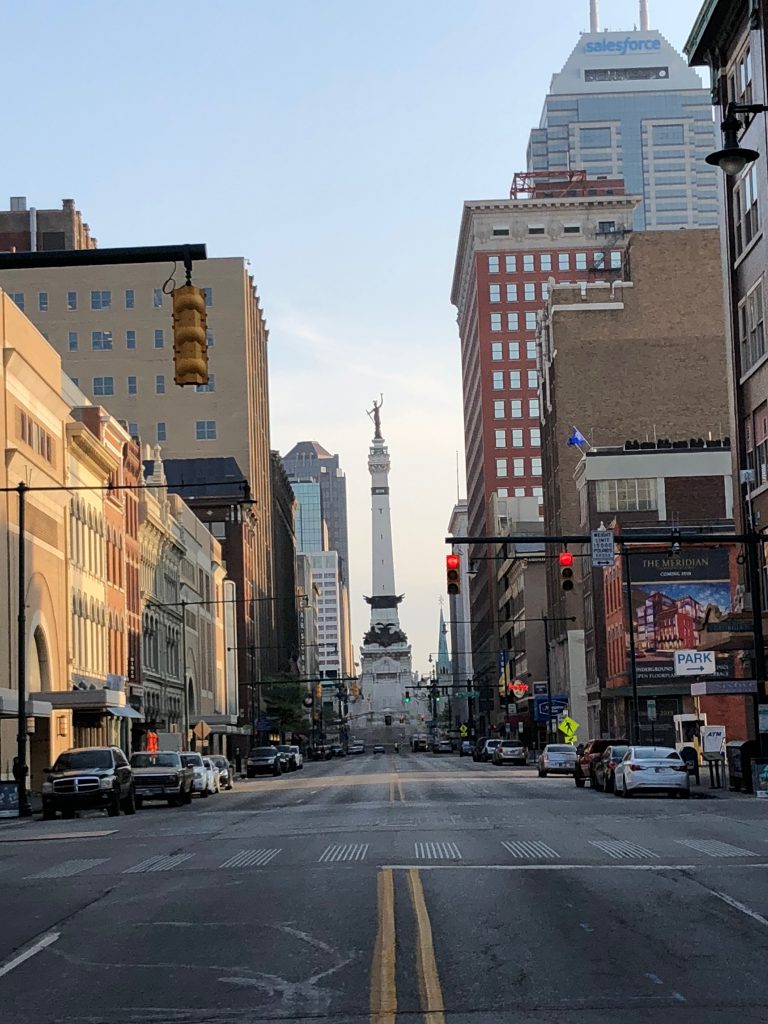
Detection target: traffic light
<box><xmin>404</xmin><ymin>690</ymin><xmax>411</xmax><ymax>703</ymax></box>
<box><xmin>434</xmin><ymin>687</ymin><xmax>441</xmax><ymax>703</ymax></box>
<box><xmin>172</xmin><ymin>284</ymin><xmax>208</xmax><ymax>386</ymax></box>
<box><xmin>446</xmin><ymin>553</ymin><xmax>461</xmax><ymax>595</ymax></box>
<box><xmin>559</xmin><ymin>550</ymin><xmax>574</xmax><ymax>592</ymax></box>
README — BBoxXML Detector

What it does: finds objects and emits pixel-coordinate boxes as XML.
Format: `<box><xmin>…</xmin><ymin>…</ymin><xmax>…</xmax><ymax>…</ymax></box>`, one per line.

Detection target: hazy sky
<box><xmin>3</xmin><ymin>0</ymin><xmax>709</xmax><ymax>674</ymax></box>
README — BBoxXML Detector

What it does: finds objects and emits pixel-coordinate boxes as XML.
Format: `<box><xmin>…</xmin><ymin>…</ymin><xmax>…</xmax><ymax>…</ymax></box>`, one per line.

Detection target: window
<box><xmin>529</xmin><ymin>398</ymin><xmax>540</xmax><ymax>418</ymax></box>
<box><xmin>156</xmin><ymin>422</ymin><xmax>167</xmax><ymax>442</ymax></box>
<box><xmin>509</xmin><ymin>370</ymin><xmax>520</xmax><ymax>389</ymax></box>
<box><xmin>575</xmin><ymin>252</ymin><xmax>587</xmax><ymax>270</ymax></box>
<box><xmin>91</xmin><ymin>330</ymin><xmax>113</xmax><ymax>350</ymax></box>
<box><xmin>564</xmin><ymin>225</ymin><xmax>581</xmax><ymax>235</ymax></box>
<box><xmin>492</xmin><ymin>225</ymin><xmax>509</xmax><ymax>237</ymax></box>
<box><xmin>652</xmin><ymin>124</ymin><xmax>684</xmax><ymax>146</ymax></box>
<box><xmin>125</xmin><ymin>289</ymin><xmax>135</xmax><ymax>309</ymax></box>
<box><xmin>514</xmin><ymin>487</ymin><xmax>526</xmax><ymax>497</ymax></box>
<box><xmin>540</xmin><ymin>254</ymin><xmax>552</xmax><ymax>272</ymax></box>
<box><xmin>128</xmin><ymin>422</ymin><xmax>138</xmax><ymax>437</ymax></box>
<box><xmin>93</xmin><ymin>376</ymin><xmax>114</xmax><ymax>396</ymax></box>
<box><xmin>488</xmin><ymin>256</ymin><xmax>499</xmax><ymax>273</ymax></box>
<box><xmin>528</xmin><ymin>370</ymin><xmax>538</xmax><ymax>389</ymax></box>
<box><xmin>594</xmin><ymin>251</ymin><xmax>605</xmax><ymax>270</ymax></box>
<box><xmin>492</xmin><ymin>371</ymin><xmax>504</xmax><ymax>390</ymax></box>
<box><xmin>496</xmin><ymin>459</ymin><xmax>508</xmax><ymax>477</ymax></box>
<box><xmin>491</xmin><ymin>342</ymin><xmax>503</xmax><ymax>361</ymax></box>
<box><xmin>531</xmin><ymin>457</ymin><xmax>542</xmax><ymax>477</ymax></box>
<box><xmin>508</xmin><ymin>341</ymin><xmax>519</xmax><ymax>359</ymax></box>
<box><xmin>595</xmin><ymin>478</ymin><xmax>658</xmax><ymax>512</ymax></box>
<box><xmin>127</xmin><ymin>376</ymin><xmax>138</xmax><ymax>396</ymax></box>
<box><xmin>153</xmin><ymin>288</ymin><xmax>164</xmax><ymax>308</ymax></box>
<box><xmin>9</xmin><ymin>292</ymin><xmax>24</xmax><ymax>311</ymax></box>
<box><xmin>202</xmin><ymin>287</ymin><xmax>213</xmax><ymax>306</ymax></box>
<box><xmin>525</xmin><ymin>312</ymin><xmax>537</xmax><ymax>330</ymax></box>
<box><xmin>68</xmin><ymin>331</ymin><xmax>78</xmax><ymax>352</ymax></box>
<box><xmin>67</xmin><ymin>291</ymin><xmax>77</xmax><ymax>311</ymax></box>
<box><xmin>580</xmin><ymin>126</ymin><xmax>611</xmax><ymax>148</ymax></box>
<box><xmin>523</xmin><ymin>255</ymin><xmax>534</xmax><ymax>272</ymax></box>
<box><xmin>206</xmin><ymin>328</ymin><xmax>214</xmax><ymax>347</ymax></box>
<box><xmin>511</xmin><ymin>429</ymin><xmax>523</xmax><ymax>448</ymax></box>
<box><xmin>558</xmin><ymin>253</ymin><xmax>570</xmax><ymax>270</ymax></box>
<box><xmin>755</xmin><ymin>405</ymin><xmax>768</xmax><ymax>486</ymax></box>
<box><xmin>495</xmin><ymin>429</ymin><xmax>506</xmax><ymax>448</ymax></box>
<box><xmin>513</xmin><ymin>458</ymin><xmax>525</xmax><ymax>477</ymax></box>
<box><xmin>38</xmin><ymin>292</ymin><xmax>48</xmax><ymax>312</ymax></box>
<box><xmin>154</xmin><ymin>329</ymin><xmax>165</xmax><ymax>348</ymax></box>
<box><xmin>490</xmin><ymin>313</ymin><xmax>502</xmax><ymax>331</ymax></box>
<box><xmin>506</xmin><ymin>284</ymin><xmax>518</xmax><ymax>302</ymax></box>
<box><xmin>528</xmin><ymin>225</ymin><xmax>545</xmax><ymax>235</ymax></box>
<box><xmin>155</xmin><ymin>375</ymin><xmax>166</xmax><ymax>395</ymax></box>
<box><xmin>739</xmin><ymin>280</ymin><xmax>765</xmax><ymax>371</ymax></box>
<box><xmin>507</xmin><ymin>312</ymin><xmax>519</xmax><ymax>331</ymax></box>
<box><xmin>489</xmin><ymin>283</ymin><xmax>500</xmax><ymax>303</ymax></box>
<box><xmin>524</xmin><ymin>283</ymin><xmax>535</xmax><ymax>301</ymax></box>
<box><xmin>91</xmin><ymin>290</ymin><xmax>111</xmax><ymax>310</ymax></box>
<box><xmin>498</xmin><ymin>488</ymin><xmax>509</xmax><ymax>498</ymax></box>
<box><xmin>610</xmin><ymin>250</ymin><xmax>622</xmax><ymax>269</ymax></box>
<box><xmin>530</xmin><ymin>428</ymin><xmax>541</xmax><ymax>447</ymax></box>
<box><xmin>196</xmin><ymin>374</ymin><xmax>216</xmax><ymax>393</ymax></box>
<box><xmin>734</xmin><ymin>164</ymin><xmax>760</xmax><ymax>255</ymax></box>
<box><xmin>505</xmin><ymin>255</ymin><xmax>516</xmax><ymax>273</ymax></box>
<box><xmin>541</xmin><ymin>283</ymin><xmax>550</xmax><ymax>301</ymax></box>
<box><xmin>510</xmin><ymin>400</ymin><xmax>522</xmax><ymax>418</ymax></box>
<box><xmin>494</xmin><ymin>400</ymin><xmax>505</xmax><ymax>419</ymax></box>
<box><xmin>598</xmin><ymin>220</ymin><xmax>617</xmax><ymax>234</ymax></box>
<box><xmin>126</xmin><ymin>330</ymin><xmax>136</xmax><ymax>349</ymax></box>
<box><xmin>728</xmin><ymin>44</ymin><xmax>753</xmax><ymax>105</ymax></box>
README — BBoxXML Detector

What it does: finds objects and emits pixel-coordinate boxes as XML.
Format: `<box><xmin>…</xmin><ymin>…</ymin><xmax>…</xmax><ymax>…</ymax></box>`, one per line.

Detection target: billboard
<box><xmin>627</xmin><ymin>549</ymin><xmax>734</xmax><ymax>682</ymax></box>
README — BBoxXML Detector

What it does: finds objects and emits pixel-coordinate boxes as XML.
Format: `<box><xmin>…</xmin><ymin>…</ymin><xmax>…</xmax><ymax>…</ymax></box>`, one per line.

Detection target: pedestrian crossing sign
<box><xmin>558</xmin><ymin>716</ymin><xmax>579</xmax><ymax>742</ymax></box>
<box><xmin>459</xmin><ymin>724</ymin><xmax>468</xmax><ymax>737</ymax></box>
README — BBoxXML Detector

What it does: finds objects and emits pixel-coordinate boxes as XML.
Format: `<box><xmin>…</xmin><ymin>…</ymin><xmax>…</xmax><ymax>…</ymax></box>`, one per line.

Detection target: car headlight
<box><xmin>42</xmin><ymin>781</ymin><xmax>53</xmax><ymax>794</ymax></box>
<box><xmin>99</xmin><ymin>776</ymin><xmax>113</xmax><ymax>790</ymax></box>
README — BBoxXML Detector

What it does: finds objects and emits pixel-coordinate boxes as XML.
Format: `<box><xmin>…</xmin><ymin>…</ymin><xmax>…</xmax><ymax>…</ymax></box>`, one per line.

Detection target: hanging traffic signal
<box><xmin>172</xmin><ymin>284</ymin><xmax>209</xmax><ymax>386</ymax></box>
<box><xmin>446</xmin><ymin>553</ymin><xmax>461</xmax><ymax>594</ymax></box>
<box><xmin>404</xmin><ymin>690</ymin><xmax>411</xmax><ymax>703</ymax></box>
<box><xmin>559</xmin><ymin>550</ymin><xmax>574</xmax><ymax>592</ymax></box>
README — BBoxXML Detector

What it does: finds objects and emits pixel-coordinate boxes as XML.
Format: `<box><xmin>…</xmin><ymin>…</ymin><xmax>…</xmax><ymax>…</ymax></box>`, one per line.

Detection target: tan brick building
<box><xmin>0</xmin><ymin>196</ymin><xmax>96</xmax><ymax>253</ymax></box>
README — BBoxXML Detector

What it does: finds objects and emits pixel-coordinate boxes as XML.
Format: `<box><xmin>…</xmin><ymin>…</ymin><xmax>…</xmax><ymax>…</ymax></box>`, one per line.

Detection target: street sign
<box><xmin>674</xmin><ymin>650</ymin><xmax>716</xmax><ymax>676</ymax></box>
<box><xmin>193</xmin><ymin>721</ymin><xmax>211</xmax><ymax>743</ymax></box>
<box><xmin>532</xmin><ymin>682</ymin><xmax>548</xmax><ymax>696</ymax></box>
<box><xmin>459</xmin><ymin>724</ymin><xmax>468</xmax><ymax>737</ymax></box>
<box><xmin>533</xmin><ymin>695</ymin><xmax>568</xmax><ymax>722</ymax></box>
<box><xmin>704</xmin><ymin>618</ymin><xmax>753</xmax><ymax>633</ymax></box>
<box><xmin>507</xmin><ymin>703</ymin><xmax>517</xmax><ymax>716</ymax></box>
<box><xmin>557</xmin><ymin>715</ymin><xmax>579</xmax><ymax>743</ymax></box>
<box><xmin>647</xmin><ymin>699</ymin><xmax>657</xmax><ymax>722</ymax></box>
<box><xmin>591</xmin><ymin>528</ymin><xmax>615</xmax><ymax>568</ymax></box>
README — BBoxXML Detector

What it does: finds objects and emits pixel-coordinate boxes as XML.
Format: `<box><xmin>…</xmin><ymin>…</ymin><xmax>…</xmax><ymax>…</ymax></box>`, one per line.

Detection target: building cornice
<box><xmin>66</xmin><ymin>422</ymin><xmax>120</xmax><ymax>479</ymax></box>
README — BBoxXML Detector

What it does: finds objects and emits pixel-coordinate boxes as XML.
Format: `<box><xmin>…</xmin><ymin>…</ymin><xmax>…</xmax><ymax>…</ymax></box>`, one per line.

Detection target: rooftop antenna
<box><xmin>589</xmin><ymin>0</ymin><xmax>599</xmax><ymax>32</ymax></box>
<box><xmin>639</xmin><ymin>0</ymin><xmax>649</xmax><ymax>31</ymax></box>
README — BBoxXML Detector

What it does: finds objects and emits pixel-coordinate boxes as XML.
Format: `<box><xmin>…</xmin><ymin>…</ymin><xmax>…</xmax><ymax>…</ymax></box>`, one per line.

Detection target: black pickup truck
<box><xmin>129</xmin><ymin>751</ymin><xmax>194</xmax><ymax>807</ymax></box>
<box><xmin>42</xmin><ymin>746</ymin><xmax>136</xmax><ymax>819</ymax></box>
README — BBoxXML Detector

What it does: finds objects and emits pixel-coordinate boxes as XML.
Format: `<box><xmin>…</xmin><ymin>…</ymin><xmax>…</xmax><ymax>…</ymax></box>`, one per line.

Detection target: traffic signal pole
<box><xmin>623</xmin><ymin>544</ymin><xmax>641</xmax><ymax>744</ymax></box>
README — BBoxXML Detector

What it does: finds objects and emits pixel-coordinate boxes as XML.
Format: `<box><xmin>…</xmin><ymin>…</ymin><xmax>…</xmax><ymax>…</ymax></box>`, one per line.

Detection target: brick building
<box><xmin>538</xmin><ymin>227</ymin><xmax>732</xmax><ymax>729</ymax></box>
<box><xmin>0</xmin><ymin>196</ymin><xmax>96</xmax><ymax>253</ymax></box>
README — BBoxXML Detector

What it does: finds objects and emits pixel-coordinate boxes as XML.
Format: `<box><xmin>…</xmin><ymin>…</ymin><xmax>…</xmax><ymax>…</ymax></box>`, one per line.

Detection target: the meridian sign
<box><xmin>584</xmin><ymin>37</ymin><xmax>661</xmax><ymax>56</ymax></box>
<box><xmin>673</xmin><ymin>650</ymin><xmax>716</xmax><ymax>677</ymax></box>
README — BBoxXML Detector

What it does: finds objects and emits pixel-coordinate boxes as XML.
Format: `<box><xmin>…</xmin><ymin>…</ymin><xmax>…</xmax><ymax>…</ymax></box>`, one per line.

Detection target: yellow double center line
<box><xmin>370</xmin><ymin>867</ymin><xmax>445</xmax><ymax>1024</ymax></box>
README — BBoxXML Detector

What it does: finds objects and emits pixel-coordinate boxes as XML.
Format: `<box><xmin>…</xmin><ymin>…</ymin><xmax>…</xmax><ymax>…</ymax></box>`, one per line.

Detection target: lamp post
<box><xmin>706</xmin><ymin>102</ymin><xmax>767</xmax><ymax>176</ymax></box>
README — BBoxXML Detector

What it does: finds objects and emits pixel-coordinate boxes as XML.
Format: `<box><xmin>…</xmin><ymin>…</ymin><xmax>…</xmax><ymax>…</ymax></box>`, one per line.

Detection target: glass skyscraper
<box><xmin>527</xmin><ymin>26</ymin><xmax>718</xmax><ymax>230</ymax></box>
<box><xmin>291</xmin><ymin>481</ymin><xmax>325</xmax><ymax>554</ymax></box>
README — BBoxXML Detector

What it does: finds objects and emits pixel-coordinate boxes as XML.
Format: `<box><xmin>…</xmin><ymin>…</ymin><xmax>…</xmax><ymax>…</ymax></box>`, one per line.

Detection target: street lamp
<box><xmin>706</xmin><ymin>102</ymin><xmax>767</xmax><ymax>176</ymax></box>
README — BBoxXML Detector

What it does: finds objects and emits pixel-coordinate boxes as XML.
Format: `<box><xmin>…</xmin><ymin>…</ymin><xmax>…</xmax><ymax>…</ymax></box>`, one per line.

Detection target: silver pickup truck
<box><xmin>129</xmin><ymin>751</ymin><xmax>194</xmax><ymax>808</ymax></box>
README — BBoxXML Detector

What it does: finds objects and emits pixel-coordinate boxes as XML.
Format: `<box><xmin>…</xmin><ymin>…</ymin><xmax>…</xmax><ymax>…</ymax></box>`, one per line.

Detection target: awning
<box><xmin>107</xmin><ymin>706</ymin><xmax>143</xmax><ymax>720</ymax></box>
<box><xmin>690</xmin><ymin>679</ymin><xmax>757</xmax><ymax>697</ymax></box>
<box><xmin>0</xmin><ymin>688</ymin><xmax>52</xmax><ymax>718</ymax></box>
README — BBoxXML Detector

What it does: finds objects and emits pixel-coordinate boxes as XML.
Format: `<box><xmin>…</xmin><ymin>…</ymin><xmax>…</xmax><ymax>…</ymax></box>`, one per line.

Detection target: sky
<box><xmin>3</xmin><ymin>0</ymin><xmax>708</xmax><ymax>675</ymax></box>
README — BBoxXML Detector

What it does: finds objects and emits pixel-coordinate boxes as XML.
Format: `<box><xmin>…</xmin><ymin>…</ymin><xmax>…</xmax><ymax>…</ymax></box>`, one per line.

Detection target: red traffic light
<box><xmin>559</xmin><ymin>551</ymin><xmax>574</xmax><ymax>567</ymax></box>
<box><xmin>446</xmin><ymin>554</ymin><xmax>460</xmax><ymax>570</ymax></box>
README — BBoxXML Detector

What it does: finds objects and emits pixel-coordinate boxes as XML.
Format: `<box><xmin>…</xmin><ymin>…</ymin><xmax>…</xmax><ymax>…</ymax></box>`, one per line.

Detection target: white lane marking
<box><xmin>501</xmin><ymin>840</ymin><xmax>559</xmax><ymax>860</ymax></box>
<box><xmin>645</xmin><ymin>974</ymin><xmax>664</xmax><ymax>986</ymax></box>
<box><xmin>0</xmin><ymin>830</ymin><xmax>117</xmax><ymax>844</ymax></box>
<box><xmin>589</xmin><ymin>839</ymin><xmax>657</xmax><ymax>860</ymax></box>
<box><xmin>0</xmin><ymin>932</ymin><xmax>60</xmax><ymax>978</ymax></box>
<box><xmin>414</xmin><ymin>841</ymin><xmax>462</xmax><ymax>860</ymax></box>
<box><xmin>672</xmin><ymin>992</ymin><xmax>688</xmax><ymax>1003</ymax></box>
<box><xmin>123</xmin><ymin>853</ymin><xmax>193</xmax><ymax>873</ymax></box>
<box><xmin>318</xmin><ymin>843</ymin><xmax>369</xmax><ymax>863</ymax></box>
<box><xmin>677</xmin><ymin>839</ymin><xmax>757</xmax><ymax>859</ymax></box>
<box><xmin>381</xmin><ymin>863</ymin><xmax>710</xmax><ymax>872</ymax></box>
<box><xmin>27</xmin><ymin>858</ymin><xmax>108</xmax><ymax>879</ymax></box>
<box><xmin>220</xmin><ymin>848</ymin><xmax>281</xmax><ymax>868</ymax></box>
<box><xmin>709</xmin><ymin>889</ymin><xmax>768</xmax><ymax>927</ymax></box>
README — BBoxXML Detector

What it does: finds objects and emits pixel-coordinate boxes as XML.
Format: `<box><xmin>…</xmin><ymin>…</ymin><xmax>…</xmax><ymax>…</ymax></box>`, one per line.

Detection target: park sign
<box><xmin>674</xmin><ymin>650</ymin><xmax>716</xmax><ymax>677</ymax></box>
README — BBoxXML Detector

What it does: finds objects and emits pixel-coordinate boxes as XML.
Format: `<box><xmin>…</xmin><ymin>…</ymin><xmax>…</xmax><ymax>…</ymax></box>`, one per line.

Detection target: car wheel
<box><xmin>575</xmin><ymin>773</ymin><xmax>585</xmax><ymax>788</ymax></box>
<box><xmin>122</xmin><ymin>788</ymin><xmax>136</xmax><ymax>815</ymax></box>
<box><xmin>42</xmin><ymin>804</ymin><xmax>56</xmax><ymax>820</ymax></box>
<box><xmin>201</xmin><ymin>787</ymin><xmax>209</xmax><ymax>798</ymax></box>
<box><xmin>107</xmin><ymin>789</ymin><xmax>121</xmax><ymax>817</ymax></box>
<box><xmin>604</xmin><ymin>775</ymin><xmax>613</xmax><ymax>794</ymax></box>
<box><xmin>613</xmin><ymin>778</ymin><xmax>623</xmax><ymax>796</ymax></box>
<box><xmin>681</xmin><ymin>789</ymin><xmax>691</xmax><ymax>800</ymax></box>
<box><xmin>135</xmin><ymin>797</ymin><xmax>144</xmax><ymax>810</ymax></box>
<box><xmin>622</xmin><ymin>781</ymin><xmax>630</xmax><ymax>798</ymax></box>
<box><xmin>540</xmin><ymin>770</ymin><xmax>548</xmax><ymax>778</ymax></box>
<box><xmin>62</xmin><ymin>808</ymin><xmax>76</xmax><ymax>819</ymax></box>
<box><xmin>184</xmin><ymin>788</ymin><xmax>193</xmax><ymax>804</ymax></box>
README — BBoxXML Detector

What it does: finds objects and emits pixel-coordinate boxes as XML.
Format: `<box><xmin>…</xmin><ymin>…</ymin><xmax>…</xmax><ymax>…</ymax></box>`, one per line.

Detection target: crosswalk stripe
<box><xmin>589</xmin><ymin>839</ymin><xmax>657</xmax><ymax>860</ymax></box>
<box><xmin>123</xmin><ymin>853</ymin><xmax>193</xmax><ymax>873</ymax></box>
<box><xmin>28</xmin><ymin>858</ymin><xmax>108</xmax><ymax>879</ymax></box>
<box><xmin>220</xmin><ymin>848</ymin><xmax>281</xmax><ymax>868</ymax></box>
<box><xmin>414</xmin><ymin>841</ymin><xmax>462</xmax><ymax>860</ymax></box>
<box><xmin>318</xmin><ymin>843</ymin><xmax>369</xmax><ymax>863</ymax></box>
<box><xmin>677</xmin><ymin>839</ymin><xmax>757</xmax><ymax>859</ymax></box>
<box><xmin>501</xmin><ymin>840</ymin><xmax>559</xmax><ymax>860</ymax></box>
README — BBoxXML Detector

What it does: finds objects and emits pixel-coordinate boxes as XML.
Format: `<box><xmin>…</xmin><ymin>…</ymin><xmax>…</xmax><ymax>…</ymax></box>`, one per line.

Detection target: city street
<box><xmin>1</xmin><ymin>750</ymin><xmax>767</xmax><ymax>1023</ymax></box>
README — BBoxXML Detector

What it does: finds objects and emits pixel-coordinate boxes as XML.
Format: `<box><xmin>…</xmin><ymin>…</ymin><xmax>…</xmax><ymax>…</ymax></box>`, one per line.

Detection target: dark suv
<box><xmin>129</xmin><ymin>751</ymin><xmax>194</xmax><ymax>807</ymax></box>
<box><xmin>42</xmin><ymin>746</ymin><xmax>136</xmax><ymax>819</ymax></box>
<box><xmin>574</xmin><ymin>739</ymin><xmax>628</xmax><ymax>788</ymax></box>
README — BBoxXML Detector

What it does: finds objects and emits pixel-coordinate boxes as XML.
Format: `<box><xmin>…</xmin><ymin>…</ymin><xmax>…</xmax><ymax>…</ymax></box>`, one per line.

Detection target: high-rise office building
<box><xmin>282</xmin><ymin>442</ymin><xmax>350</xmax><ymax>584</ymax></box>
<box><xmin>527</xmin><ymin>4</ymin><xmax>718</xmax><ymax>231</ymax></box>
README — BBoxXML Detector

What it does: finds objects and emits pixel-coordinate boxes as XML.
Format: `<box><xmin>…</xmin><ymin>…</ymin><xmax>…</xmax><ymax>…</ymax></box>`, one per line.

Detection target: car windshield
<box><xmin>130</xmin><ymin>753</ymin><xmax>179</xmax><ymax>768</ymax></box>
<box><xmin>251</xmin><ymin>748</ymin><xmax>276</xmax><ymax>756</ymax></box>
<box><xmin>501</xmin><ymin>741</ymin><xmax>522</xmax><ymax>748</ymax></box>
<box><xmin>607</xmin><ymin>746</ymin><xmax>629</xmax><ymax>758</ymax></box>
<box><xmin>53</xmin><ymin>750</ymin><xmax>112</xmax><ymax>770</ymax></box>
<box><xmin>180</xmin><ymin>754</ymin><xmax>203</xmax><ymax>767</ymax></box>
<box><xmin>546</xmin><ymin>745</ymin><xmax>575</xmax><ymax>753</ymax></box>
<box><xmin>277</xmin><ymin>745</ymin><xmax>292</xmax><ymax>752</ymax></box>
<box><xmin>632</xmin><ymin>747</ymin><xmax>680</xmax><ymax>760</ymax></box>
<box><xmin>486</xmin><ymin>740</ymin><xmax>500</xmax><ymax>747</ymax></box>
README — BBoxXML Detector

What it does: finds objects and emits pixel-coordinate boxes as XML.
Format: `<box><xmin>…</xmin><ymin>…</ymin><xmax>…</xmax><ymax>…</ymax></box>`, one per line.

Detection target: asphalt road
<box><xmin>1</xmin><ymin>750</ymin><xmax>768</xmax><ymax>1023</ymax></box>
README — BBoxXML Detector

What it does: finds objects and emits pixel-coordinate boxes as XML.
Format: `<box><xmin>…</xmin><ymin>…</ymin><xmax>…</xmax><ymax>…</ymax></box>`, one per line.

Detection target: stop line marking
<box><xmin>589</xmin><ymin>839</ymin><xmax>657</xmax><ymax>860</ymax></box>
<box><xmin>677</xmin><ymin>839</ymin><xmax>757</xmax><ymax>859</ymax></box>
<box><xmin>319</xmin><ymin>843</ymin><xmax>369</xmax><ymax>863</ymax></box>
<box><xmin>123</xmin><ymin>853</ymin><xmax>193</xmax><ymax>873</ymax></box>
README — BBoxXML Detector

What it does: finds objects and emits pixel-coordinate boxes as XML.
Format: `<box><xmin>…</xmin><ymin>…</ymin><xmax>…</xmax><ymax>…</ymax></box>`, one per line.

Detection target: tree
<box><xmin>262</xmin><ymin>673</ymin><xmax>308</xmax><ymax>737</ymax></box>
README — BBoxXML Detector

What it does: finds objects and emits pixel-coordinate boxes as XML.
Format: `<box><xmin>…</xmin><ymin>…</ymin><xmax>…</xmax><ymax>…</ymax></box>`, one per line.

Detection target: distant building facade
<box><xmin>0</xmin><ymin>196</ymin><xmax>97</xmax><ymax>253</ymax></box>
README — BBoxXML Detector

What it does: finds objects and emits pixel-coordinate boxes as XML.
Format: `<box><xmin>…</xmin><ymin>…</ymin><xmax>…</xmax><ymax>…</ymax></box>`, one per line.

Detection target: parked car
<box><xmin>593</xmin><ymin>745</ymin><xmax>629</xmax><ymax>792</ymax></box>
<box><xmin>329</xmin><ymin>743</ymin><xmax>346</xmax><ymax>758</ymax></box>
<box><xmin>209</xmin><ymin>755</ymin><xmax>234</xmax><ymax>790</ymax></box>
<box><xmin>475</xmin><ymin>738</ymin><xmax>501</xmax><ymax>763</ymax></box>
<box><xmin>459</xmin><ymin>739</ymin><xmax>473</xmax><ymax>757</ymax></box>
<box><xmin>348</xmin><ymin>741</ymin><xmax>365</xmax><ymax>755</ymax></box>
<box><xmin>434</xmin><ymin>738</ymin><xmax>453</xmax><ymax>754</ymax></box>
<box><xmin>373</xmin><ymin>744</ymin><xmax>386</xmax><ymax>754</ymax></box>
<box><xmin>411</xmin><ymin>734</ymin><xmax>429</xmax><ymax>752</ymax></box>
<box><xmin>42</xmin><ymin>746</ymin><xmax>136</xmax><ymax>819</ymax></box>
<box><xmin>203</xmin><ymin>757</ymin><xmax>221</xmax><ymax>793</ymax></box>
<box><xmin>246</xmin><ymin>746</ymin><xmax>283</xmax><ymax>777</ymax></box>
<box><xmin>181</xmin><ymin>751</ymin><xmax>211</xmax><ymax>795</ymax></box>
<box><xmin>574</xmin><ymin>738</ymin><xmax>627</xmax><ymax>787</ymax></box>
<box><xmin>129</xmin><ymin>751</ymin><xmax>194</xmax><ymax>807</ymax></box>
<box><xmin>277</xmin><ymin>744</ymin><xmax>303</xmax><ymax>771</ymax></box>
<box><xmin>492</xmin><ymin>740</ymin><xmax>527</xmax><ymax>766</ymax></box>
<box><xmin>537</xmin><ymin>743</ymin><xmax>577</xmax><ymax>777</ymax></box>
<box><xmin>614</xmin><ymin>746</ymin><xmax>691</xmax><ymax>798</ymax></box>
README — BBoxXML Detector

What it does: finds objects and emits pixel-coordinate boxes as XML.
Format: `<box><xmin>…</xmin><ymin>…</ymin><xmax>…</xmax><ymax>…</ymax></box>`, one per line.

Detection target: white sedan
<box><xmin>614</xmin><ymin>746</ymin><xmax>690</xmax><ymax>799</ymax></box>
<box><xmin>202</xmin><ymin>756</ymin><xmax>221</xmax><ymax>794</ymax></box>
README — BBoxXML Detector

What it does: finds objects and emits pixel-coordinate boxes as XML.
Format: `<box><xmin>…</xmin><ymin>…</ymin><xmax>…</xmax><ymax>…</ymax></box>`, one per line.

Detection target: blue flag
<box><xmin>567</xmin><ymin>427</ymin><xmax>588</xmax><ymax>448</ymax></box>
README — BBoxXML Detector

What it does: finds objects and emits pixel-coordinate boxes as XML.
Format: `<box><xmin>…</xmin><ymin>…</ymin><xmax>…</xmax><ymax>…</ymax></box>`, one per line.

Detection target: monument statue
<box><xmin>367</xmin><ymin>394</ymin><xmax>384</xmax><ymax>439</ymax></box>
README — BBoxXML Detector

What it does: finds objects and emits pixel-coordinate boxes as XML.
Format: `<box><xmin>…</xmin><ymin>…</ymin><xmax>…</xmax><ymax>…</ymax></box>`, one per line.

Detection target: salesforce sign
<box><xmin>584</xmin><ymin>37</ymin><xmax>661</xmax><ymax>56</ymax></box>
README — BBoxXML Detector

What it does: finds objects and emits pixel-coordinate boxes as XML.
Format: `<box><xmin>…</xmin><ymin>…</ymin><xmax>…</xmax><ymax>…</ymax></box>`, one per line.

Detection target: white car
<box><xmin>180</xmin><ymin>752</ymin><xmax>210</xmax><ymax>797</ymax></box>
<box><xmin>203</xmin><ymin>757</ymin><xmax>221</xmax><ymax>793</ymax></box>
<box><xmin>614</xmin><ymin>746</ymin><xmax>691</xmax><ymax>799</ymax></box>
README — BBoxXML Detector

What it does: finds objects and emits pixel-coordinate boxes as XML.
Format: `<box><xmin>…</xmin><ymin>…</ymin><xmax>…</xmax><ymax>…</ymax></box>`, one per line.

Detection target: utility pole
<box><xmin>622</xmin><ymin>545</ymin><xmax>641</xmax><ymax>744</ymax></box>
<box><xmin>16</xmin><ymin>483</ymin><xmax>31</xmax><ymax>818</ymax></box>
<box><xmin>542</xmin><ymin>613</ymin><xmax>553</xmax><ymax>744</ymax></box>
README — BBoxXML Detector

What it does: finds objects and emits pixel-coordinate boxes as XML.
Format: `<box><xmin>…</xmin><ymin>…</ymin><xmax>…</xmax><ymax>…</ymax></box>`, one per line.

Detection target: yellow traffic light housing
<box><xmin>172</xmin><ymin>284</ymin><xmax>208</xmax><ymax>386</ymax></box>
